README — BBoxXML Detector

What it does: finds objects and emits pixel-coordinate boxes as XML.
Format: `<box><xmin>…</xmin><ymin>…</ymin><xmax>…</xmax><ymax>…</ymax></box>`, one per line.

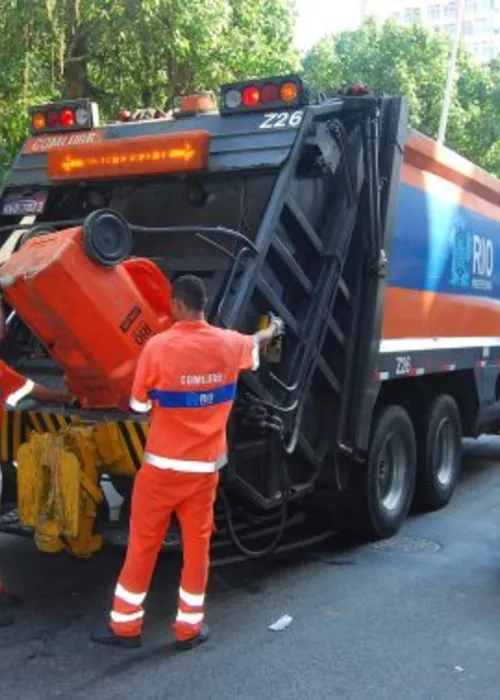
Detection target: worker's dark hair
<box><xmin>172</xmin><ymin>274</ymin><xmax>207</xmax><ymax>311</ymax></box>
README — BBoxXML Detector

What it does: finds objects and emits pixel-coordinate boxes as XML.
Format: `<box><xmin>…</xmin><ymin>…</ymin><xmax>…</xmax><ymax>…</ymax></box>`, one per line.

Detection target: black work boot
<box><xmin>0</xmin><ymin>591</ymin><xmax>23</xmax><ymax>607</ymax></box>
<box><xmin>176</xmin><ymin>625</ymin><xmax>210</xmax><ymax>652</ymax></box>
<box><xmin>91</xmin><ymin>623</ymin><xmax>142</xmax><ymax>649</ymax></box>
<box><xmin>0</xmin><ymin>615</ymin><xmax>13</xmax><ymax>627</ymax></box>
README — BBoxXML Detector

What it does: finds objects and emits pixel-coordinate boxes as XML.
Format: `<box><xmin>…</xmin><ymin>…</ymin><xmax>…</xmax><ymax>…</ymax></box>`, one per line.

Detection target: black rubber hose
<box><xmin>220</xmin><ymin>436</ymin><xmax>289</xmax><ymax>559</ymax></box>
<box><xmin>220</xmin><ymin>486</ymin><xmax>288</xmax><ymax>559</ymax></box>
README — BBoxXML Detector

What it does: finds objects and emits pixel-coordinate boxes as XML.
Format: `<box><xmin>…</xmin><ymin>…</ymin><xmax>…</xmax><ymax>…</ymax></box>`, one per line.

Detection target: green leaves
<box><xmin>302</xmin><ymin>19</ymin><xmax>500</xmax><ymax>176</ymax></box>
<box><xmin>0</xmin><ymin>0</ymin><xmax>298</xmax><ymax>179</ymax></box>
<box><xmin>1</xmin><ymin>6</ymin><xmax>497</xmax><ymax>181</ymax></box>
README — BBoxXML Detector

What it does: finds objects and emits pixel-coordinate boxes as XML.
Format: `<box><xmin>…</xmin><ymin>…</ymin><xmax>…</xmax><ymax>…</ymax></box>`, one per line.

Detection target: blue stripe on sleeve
<box><xmin>149</xmin><ymin>383</ymin><xmax>236</xmax><ymax>408</ymax></box>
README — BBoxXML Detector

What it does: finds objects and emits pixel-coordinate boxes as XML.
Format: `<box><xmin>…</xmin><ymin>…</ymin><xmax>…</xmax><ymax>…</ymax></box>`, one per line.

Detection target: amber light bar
<box><xmin>47</xmin><ymin>130</ymin><xmax>210</xmax><ymax>181</ymax></box>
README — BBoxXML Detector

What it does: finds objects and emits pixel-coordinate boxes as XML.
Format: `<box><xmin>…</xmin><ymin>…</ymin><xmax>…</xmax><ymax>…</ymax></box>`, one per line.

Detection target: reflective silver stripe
<box><xmin>176</xmin><ymin>610</ymin><xmax>204</xmax><ymax>625</ymax></box>
<box><xmin>179</xmin><ymin>587</ymin><xmax>205</xmax><ymax>607</ymax></box>
<box><xmin>251</xmin><ymin>339</ymin><xmax>260</xmax><ymax>371</ymax></box>
<box><xmin>111</xmin><ymin>610</ymin><xmax>145</xmax><ymax>623</ymax></box>
<box><xmin>379</xmin><ymin>336</ymin><xmax>500</xmax><ymax>353</ymax></box>
<box><xmin>5</xmin><ymin>379</ymin><xmax>34</xmax><ymax>407</ymax></box>
<box><xmin>144</xmin><ymin>452</ymin><xmax>227</xmax><ymax>473</ymax></box>
<box><xmin>115</xmin><ymin>583</ymin><xmax>146</xmax><ymax>606</ymax></box>
<box><xmin>130</xmin><ymin>396</ymin><xmax>152</xmax><ymax>413</ymax></box>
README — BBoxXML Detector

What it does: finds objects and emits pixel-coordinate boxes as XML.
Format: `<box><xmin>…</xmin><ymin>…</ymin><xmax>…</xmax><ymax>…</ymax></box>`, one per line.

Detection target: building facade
<box><xmin>362</xmin><ymin>0</ymin><xmax>500</xmax><ymax>61</ymax></box>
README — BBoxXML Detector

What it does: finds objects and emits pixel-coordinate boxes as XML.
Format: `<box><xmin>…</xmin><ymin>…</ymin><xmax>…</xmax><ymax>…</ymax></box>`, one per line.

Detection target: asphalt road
<box><xmin>2</xmin><ymin>436</ymin><xmax>500</xmax><ymax>700</ymax></box>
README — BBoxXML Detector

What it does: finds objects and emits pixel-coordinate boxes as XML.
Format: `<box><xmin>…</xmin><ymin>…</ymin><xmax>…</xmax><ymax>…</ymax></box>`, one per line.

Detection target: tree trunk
<box><xmin>63</xmin><ymin>0</ymin><xmax>87</xmax><ymax>98</ymax></box>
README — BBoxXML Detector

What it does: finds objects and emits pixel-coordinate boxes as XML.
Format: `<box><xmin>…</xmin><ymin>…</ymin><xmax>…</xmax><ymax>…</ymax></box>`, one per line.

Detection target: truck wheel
<box><xmin>83</xmin><ymin>208</ymin><xmax>132</xmax><ymax>266</ymax></box>
<box><xmin>362</xmin><ymin>405</ymin><xmax>417</xmax><ymax>539</ymax></box>
<box><xmin>413</xmin><ymin>394</ymin><xmax>462</xmax><ymax>511</ymax></box>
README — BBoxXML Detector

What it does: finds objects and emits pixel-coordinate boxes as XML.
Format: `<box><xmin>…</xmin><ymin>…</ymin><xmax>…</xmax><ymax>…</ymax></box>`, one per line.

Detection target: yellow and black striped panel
<box><xmin>0</xmin><ymin>410</ymin><xmax>150</xmax><ymax>468</ymax></box>
<box><xmin>0</xmin><ymin>410</ymin><xmax>26</xmax><ymax>463</ymax></box>
<box><xmin>116</xmin><ymin>420</ymin><xmax>149</xmax><ymax>470</ymax></box>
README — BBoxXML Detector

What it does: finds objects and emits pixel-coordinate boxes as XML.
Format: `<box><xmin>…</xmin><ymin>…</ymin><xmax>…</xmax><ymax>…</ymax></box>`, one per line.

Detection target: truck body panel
<box><xmin>384</xmin><ymin>132</ymin><xmax>500</xmax><ymax>342</ymax></box>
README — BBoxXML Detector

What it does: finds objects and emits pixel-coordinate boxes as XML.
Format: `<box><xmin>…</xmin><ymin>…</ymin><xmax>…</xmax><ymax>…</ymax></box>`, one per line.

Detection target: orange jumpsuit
<box><xmin>109</xmin><ymin>320</ymin><xmax>259</xmax><ymax>642</ymax></box>
<box><xmin>0</xmin><ymin>359</ymin><xmax>34</xmax><ymax>594</ymax></box>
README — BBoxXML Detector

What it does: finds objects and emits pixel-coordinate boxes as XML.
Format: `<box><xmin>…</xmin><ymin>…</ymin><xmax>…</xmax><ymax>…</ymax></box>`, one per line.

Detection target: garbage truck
<box><xmin>0</xmin><ymin>74</ymin><xmax>499</xmax><ymax>559</ymax></box>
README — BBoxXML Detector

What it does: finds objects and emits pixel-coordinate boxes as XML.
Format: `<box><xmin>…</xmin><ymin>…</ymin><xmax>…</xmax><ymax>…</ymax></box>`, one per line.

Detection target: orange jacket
<box><xmin>130</xmin><ymin>320</ymin><xmax>259</xmax><ymax>472</ymax></box>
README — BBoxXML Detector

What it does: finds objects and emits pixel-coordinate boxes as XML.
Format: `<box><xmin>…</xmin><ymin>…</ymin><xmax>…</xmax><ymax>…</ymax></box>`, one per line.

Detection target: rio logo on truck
<box><xmin>471</xmin><ymin>234</ymin><xmax>494</xmax><ymax>290</ymax></box>
<box><xmin>449</xmin><ymin>219</ymin><xmax>495</xmax><ymax>293</ymax></box>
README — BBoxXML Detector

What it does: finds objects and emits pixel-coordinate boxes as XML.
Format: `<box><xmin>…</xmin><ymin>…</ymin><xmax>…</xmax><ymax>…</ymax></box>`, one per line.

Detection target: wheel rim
<box><xmin>433</xmin><ymin>417</ymin><xmax>455</xmax><ymax>488</ymax></box>
<box><xmin>92</xmin><ymin>213</ymin><xmax>126</xmax><ymax>258</ymax></box>
<box><xmin>376</xmin><ymin>431</ymin><xmax>407</xmax><ymax>513</ymax></box>
<box><xmin>83</xmin><ymin>209</ymin><xmax>132</xmax><ymax>265</ymax></box>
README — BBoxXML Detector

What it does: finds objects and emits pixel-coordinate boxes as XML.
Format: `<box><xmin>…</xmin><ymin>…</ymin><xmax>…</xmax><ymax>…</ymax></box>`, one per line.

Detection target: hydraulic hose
<box><xmin>220</xmin><ymin>486</ymin><xmax>288</xmax><ymax>559</ymax></box>
<box><xmin>220</xmin><ymin>430</ymin><xmax>289</xmax><ymax>559</ymax></box>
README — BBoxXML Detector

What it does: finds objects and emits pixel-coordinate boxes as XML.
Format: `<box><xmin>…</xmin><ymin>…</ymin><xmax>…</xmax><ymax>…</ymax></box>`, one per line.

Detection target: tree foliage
<box><xmin>1</xmin><ymin>8</ymin><xmax>500</xmax><ymax>179</ymax></box>
<box><xmin>0</xmin><ymin>0</ymin><xmax>298</xmax><ymax>177</ymax></box>
<box><xmin>302</xmin><ymin>19</ymin><xmax>500</xmax><ymax>175</ymax></box>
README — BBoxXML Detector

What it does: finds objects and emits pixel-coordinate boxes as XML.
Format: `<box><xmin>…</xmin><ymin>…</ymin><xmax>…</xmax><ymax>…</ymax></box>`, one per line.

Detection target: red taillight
<box><xmin>242</xmin><ymin>86</ymin><xmax>260</xmax><ymax>107</ymax></box>
<box><xmin>46</xmin><ymin>111</ymin><xmax>60</xmax><ymax>128</ymax></box>
<box><xmin>60</xmin><ymin>108</ymin><xmax>75</xmax><ymax>127</ymax></box>
<box><xmin>261</xmin><ymin>84</ymin><xmax>280</xmax><ymax>103</ymax></box>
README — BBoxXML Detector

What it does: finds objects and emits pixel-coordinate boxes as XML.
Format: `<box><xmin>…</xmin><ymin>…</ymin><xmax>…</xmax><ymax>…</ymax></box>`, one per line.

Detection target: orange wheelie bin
<box><xmin>0</xmin><ymin>209</ymin><xmax>173</xmax><ymax>410</ymax></box>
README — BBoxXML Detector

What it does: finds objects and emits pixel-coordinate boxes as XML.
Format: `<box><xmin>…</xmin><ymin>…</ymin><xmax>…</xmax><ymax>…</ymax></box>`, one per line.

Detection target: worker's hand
<box><xmin>61</xmin><ymin>392</ymin><xmax>78</xmax><ymax>406</ymax></box>
<box><xmin>269</xmin><ymin>312</ymin><xmax>285</xmax><ymax>338</ymax></box>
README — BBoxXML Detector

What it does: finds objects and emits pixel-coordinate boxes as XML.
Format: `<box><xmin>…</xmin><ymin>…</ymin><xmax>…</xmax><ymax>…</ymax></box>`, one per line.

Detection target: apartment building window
<box><xmin>482</xmin><ymin>44</ymin><xmax>492</xmax><ymax>59</ymax></box>
<box><xmin>475</xmin><ymin>18</ymin><xmax>488</xmax><ymax>35</ymax></box>
<box><xmin>466</xmin><ymin>0</ymin><xmax>478</xmax><ymax>11</ymax></box>
<box><xmin>463</xmin><ymin>21</ymin><xmax>473</xmax><ymax>35</ymax></box>
<box><xmin>404</xmin><ymin>7</ymin><xmax>421</xmax><ymax>22</ymax></box>
<box><xmin>428</xmin><ymin>4</ymin><xmax>441</xmax><ymax>20</ymax></box>
<box><xmin>444</xmin><ymin>1</ymin><xmax>456</xmax><ymax>17</ymax></box>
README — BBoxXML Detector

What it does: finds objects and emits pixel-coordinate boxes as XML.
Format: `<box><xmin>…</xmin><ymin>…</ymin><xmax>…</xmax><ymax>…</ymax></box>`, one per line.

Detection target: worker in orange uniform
<box><xmin>92</xmin><ymin>274</ymin><xmax>284</xmax><ymax>651</ymax></box>
<box><xmin>0</xmin><ymin>299</ymin><xmax>75</xmax><ymax>627</ymax></box>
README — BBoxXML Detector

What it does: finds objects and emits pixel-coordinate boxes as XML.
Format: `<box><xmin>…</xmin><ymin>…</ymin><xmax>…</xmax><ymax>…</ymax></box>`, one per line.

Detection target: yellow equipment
<box><xmin>16</xmin><ymin>422</ymin><xmax>139</xmax><ymax>558</ymax></box>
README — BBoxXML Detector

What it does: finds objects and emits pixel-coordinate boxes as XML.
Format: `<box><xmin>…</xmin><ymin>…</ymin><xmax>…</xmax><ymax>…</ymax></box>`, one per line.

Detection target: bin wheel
<box><xmin>83</xmin><ymin>208</ymin><xmax>132</xmax><ymax>267</ymax></box>
<box><xmin>18</xmin><ymin>225</ymin><xmax>57</xmax><ymax>249</ymax></box>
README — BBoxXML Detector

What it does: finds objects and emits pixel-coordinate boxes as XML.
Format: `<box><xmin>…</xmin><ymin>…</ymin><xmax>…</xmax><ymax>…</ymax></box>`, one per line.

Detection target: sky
<box><xmin>294</xmin><ymin>0</ymin><xmax>364</xmax><ymax>51</ymax></box>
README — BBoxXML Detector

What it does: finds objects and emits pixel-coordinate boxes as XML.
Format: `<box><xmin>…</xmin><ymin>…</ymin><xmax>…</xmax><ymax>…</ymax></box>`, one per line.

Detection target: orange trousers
<box><xmin>109</xmin><ymin>463</ymin><xmax>219</xmax><ymax>642</ymax></box>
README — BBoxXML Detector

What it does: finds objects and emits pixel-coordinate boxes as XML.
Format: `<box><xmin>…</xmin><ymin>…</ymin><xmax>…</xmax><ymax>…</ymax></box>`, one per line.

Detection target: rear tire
<box><xmin>338</xmin><ymin>405</ymin><xmax>417</xmax><ymax>540</ymax></box>
<box><xmin>413</xmin><ymin>394</ymin><xmax>462</xmax><ymax>511</ymax></box>
<box><xmin>363</xmin><ymin>405</ymin><xmax>417</xmax><ymax>538</ymax></box>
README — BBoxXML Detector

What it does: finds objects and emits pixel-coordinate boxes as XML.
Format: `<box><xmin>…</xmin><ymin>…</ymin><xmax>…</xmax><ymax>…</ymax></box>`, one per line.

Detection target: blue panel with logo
<box><xmin>388</xmin><ymin>183</ymin><xmax>500</xmax><ymax>299</ymax></box>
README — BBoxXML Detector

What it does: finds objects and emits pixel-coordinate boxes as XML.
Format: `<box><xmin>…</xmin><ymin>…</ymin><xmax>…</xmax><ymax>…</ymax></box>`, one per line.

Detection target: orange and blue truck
<box><xmin>0</xmin><ymin>74</ymin><xmax>498</xmax><ymax>559</ymax></box>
